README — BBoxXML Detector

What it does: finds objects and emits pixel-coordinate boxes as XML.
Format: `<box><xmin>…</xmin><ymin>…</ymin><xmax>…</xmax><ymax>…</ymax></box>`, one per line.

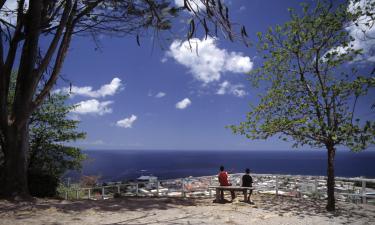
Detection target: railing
<box><xmin>61</xmin><ymin>176</ymin><xmax>215</xmax><ymax>200</ymax></box>
<box><xmin>246</xmin><ymin>174</ymin><xmax>375</xmax><ymax>205</ymax></box>
<box><xmin>60</xmin><ymin>174</ymin><xmax>375</xmax><ymax>205</ymax></box>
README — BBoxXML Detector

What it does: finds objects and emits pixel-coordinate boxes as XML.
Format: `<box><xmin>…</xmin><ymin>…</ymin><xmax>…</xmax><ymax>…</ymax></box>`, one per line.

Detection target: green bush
<box><xmin>28</xmin><ymin>170</ymin><xmax>59</xmax><ymax>197</ymax></box>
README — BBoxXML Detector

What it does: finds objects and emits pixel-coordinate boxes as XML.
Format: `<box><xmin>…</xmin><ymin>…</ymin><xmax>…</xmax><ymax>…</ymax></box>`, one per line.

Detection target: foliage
<box><xmin>350</xmin><ymin>0</ymin><xmax>375</xmax><ymax>40</ymax></box>
<box><xmin>80</xmin><ymin>175</ymin><xmax>101</xmax><ymax>188</ymax></box>
<box><xmin>0</xmin><ymin>0</ymin><xmax>247</xmax><ymax>196</ymax></box>
<box><xmin>27</xmin><ymin>93</ymin><xmax>86</xmax><ymax>197</ymax></box>
<box><xmin>0</xmin><ymin>73</ymin><xmax>86</xmax><ymax>196</ymax></box>
<box><xmin>29</xmin><ymin>94</ymin><xmax>86</xmax><ymax>178</ymax></box>
<box><xmin>229</xmin><ymin>0</ymin><xmax>374</xmax><ymax>211</ymax></box>
<box><xmin>28</xmin><ymin>170</ymin><xmax>60</xmax><ymax>197</ymax></box>
<box><xmin>230</xmin><ymin>1</ymin><xmax>375</xmax><ymax>151</ymax></box>
<box><xmin>56</xmin><ymin>183</ymin><xmax>87</xmax><ymax>200</ymax></box>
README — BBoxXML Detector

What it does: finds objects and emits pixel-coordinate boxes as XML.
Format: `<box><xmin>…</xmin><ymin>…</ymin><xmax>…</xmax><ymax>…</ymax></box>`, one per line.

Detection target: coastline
<box><xmin>1</xmin><ymin>173</ymin><xmax>375</xmax><ymax>225</ymax></box>
<box><xmin>77</xmin><ymin>150</ymin><xmax>375</xmax><ymax>182</ymax></box>
<box><xmin>61</xmin><ymin>173</ymin><xmax>375</xmax><ymax>205</ymax></box>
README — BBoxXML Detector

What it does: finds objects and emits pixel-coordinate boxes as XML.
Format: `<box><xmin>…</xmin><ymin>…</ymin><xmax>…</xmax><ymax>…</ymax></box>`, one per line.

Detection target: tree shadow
<box><xmin>54</xmin><ymin>197</ymin><xmax>198</xmax><ymax>213</ymax></box>
<box><xmin>252</xmin><ymin>194</ymin><xmax>375</xmax><ymax>224</ymax></box>
<box><xmin>2</xmin><ymin>194</ymin><xmax>374</xmax><ymax>225</ymax></box>
<box><xmin>101</xmin><ymin>212</ymin><xmax>204</xmax><ymax>225</ymax></box>
<box><xmin>0</xmin><ymin>197</ymin><xmax>211</xmax><ymax>225</ymax></box>
<box><xmin>0</xmin><ymin>196</ymin><xmax>199</xmax><ymax>214</ymax></box>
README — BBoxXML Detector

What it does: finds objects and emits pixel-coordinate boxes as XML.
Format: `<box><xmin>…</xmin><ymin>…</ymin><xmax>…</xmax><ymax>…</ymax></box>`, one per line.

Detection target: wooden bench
<box><xmin>208</xmin><ymin>186</ymin><xmax>254</xmax><ymax>202</ymax></box>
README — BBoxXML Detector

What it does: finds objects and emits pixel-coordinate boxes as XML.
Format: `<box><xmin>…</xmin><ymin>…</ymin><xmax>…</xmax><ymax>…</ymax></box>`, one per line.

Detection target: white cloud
<box><xmin>346</xmin><ymin>0</ymin><xmax>375</xmax><ymax>62</ymax></box>
<box><xmin>91</xmin><ymin>140</ymin><xmax>105</xmax><ymax>145</ymax></box>
<box><xmin>167</xmin><ymin>37</ymin><xmax>253</xmax><ymax>84</ymax></box>
<box><xmin>327</xmin><ymin>0</ymin><xmax>375</xmax><ymax>62</ymax></box>
<box><xmin>116</xmin><ymin>115</ymin><xmax>137</xmax><ymax>128</ymax></box>
<box><xmin>148</xmin><ymin>91</ymin><xmax>167</xmax><ymax>98</ymax></box>
<box><xmin>174</xmin><ymin>0</ymin><xmax>228</xmax><ymax>12</ymax></box>
<box><xmin>174</xmin><ymin>0</ymin><xmax>205</xmax><ymax>12</ymax></box>
<box><xmin>75</xmin><ymin>139</ymin><xmax>106</xmax><ymax>147</ymax></box>
<box><xmin>72</xmin><ymin>99</ymin><xmax>113</xmax><ymax>115</ymax></box>
<box><xmin>239</xmin><ymin>6</ymin><xmax>246</xmax><ymax>11</ymax></box>
<box><xmin>56</xmin><ymin>77</ymin><xmax>123</xmax><ymax>98</ymax></box>
<box><xmin>155</xmin><ymin>92</ymin><xmax>166</xmax><ymax>98</ymax></box>
<box><xmin>67</xmin><ymin>113</ymin><xmax>81</xmax><ymax>121</ymax></box>
<box><xmin>217</xmin><ymin>80</ymin><xmax>247</xmax><ymax>97</ymax></box>
<box><xmin>1</xmin><ymin>0</ymin><xmax>29</xmax><ymax>25</ymax></box>
<box><xmin>176</xmin><ymin>98</ymin><xmax>192</xmax><ymax>109</ymax></box>
<box><xmin>225</xmin><ymin>52</ymin><xmax>253</xmax><ymax>73</ymax></box>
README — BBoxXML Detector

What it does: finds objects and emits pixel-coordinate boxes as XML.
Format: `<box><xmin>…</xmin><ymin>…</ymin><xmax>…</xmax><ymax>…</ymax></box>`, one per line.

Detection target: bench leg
<box><xmin>216</xmin><ymin>188</ymin><xmax>220</xmax><ymax>202</ymax></box>
<box><xmin>231</xmin><ymin>190</ymin><xmax>235</xmax><ymax>200</ymax></box>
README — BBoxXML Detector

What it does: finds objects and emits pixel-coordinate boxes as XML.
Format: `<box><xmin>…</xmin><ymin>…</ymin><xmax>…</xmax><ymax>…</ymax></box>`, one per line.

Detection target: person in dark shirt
<box><xmin>218</xmin><ymin>166</ymin><xmax>235</xmax><ymax>201</ymax></box>
<box><xmin>242</xmin><ymin>168</ymin><xmax>253</xmax><ymax>203</ymax></box>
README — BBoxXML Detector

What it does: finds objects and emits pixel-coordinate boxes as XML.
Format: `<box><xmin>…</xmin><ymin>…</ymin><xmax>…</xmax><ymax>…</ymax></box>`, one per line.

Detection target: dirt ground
<box><xmin>1</xmin><ymin>194</ymin><xmax>374</xmax><ymax>225</ymax></box>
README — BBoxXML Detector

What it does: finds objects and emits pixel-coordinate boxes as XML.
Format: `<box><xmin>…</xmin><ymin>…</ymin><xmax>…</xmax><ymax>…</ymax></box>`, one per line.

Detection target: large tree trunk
<box><xmin>326</xmin><ymin>143</ymin><xmax>336</xmax><ymax>211</ymax></box>
<box><xmin>2</xmin><ymin>122</ymin><xmax>29</xmax><ymax>197</ymax></box>
<box><xmin>0</xmin><ymin>0</ymin><xmax>74</xmax><ymax>198</ymax></box>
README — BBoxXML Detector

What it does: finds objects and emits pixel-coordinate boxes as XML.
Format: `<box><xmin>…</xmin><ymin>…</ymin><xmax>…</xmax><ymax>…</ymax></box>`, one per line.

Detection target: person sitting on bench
<box><xmin>218</xmin><ymin>166</ymin><xmax>235</xmax><ymax>201</ymax></box>
<box><xmin>242</xmin><ymin>168</ymin><xmax>253</xmax><ymax>203</ymax></box>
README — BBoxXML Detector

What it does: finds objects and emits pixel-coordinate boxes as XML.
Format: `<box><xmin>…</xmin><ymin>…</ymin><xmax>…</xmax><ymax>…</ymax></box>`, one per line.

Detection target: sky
<box><xmin>45</xmin><ymin>0</ymin><xmax>375</xmax><ymax>151</ymax></box>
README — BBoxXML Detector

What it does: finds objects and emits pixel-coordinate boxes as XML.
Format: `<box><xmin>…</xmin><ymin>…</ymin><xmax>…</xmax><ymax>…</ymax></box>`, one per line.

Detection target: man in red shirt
<box><xmin>218</xmin><ymin>166</ymin><xmax>235</xmax><ymax>201</ymax></box>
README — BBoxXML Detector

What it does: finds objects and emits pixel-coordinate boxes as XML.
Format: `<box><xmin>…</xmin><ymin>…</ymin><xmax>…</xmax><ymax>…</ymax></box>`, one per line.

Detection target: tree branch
<box><xmin>72</xmin><ymin>0</ymin><xmax>102</xmax><ymax>24</ymax></box>
<box><xmin>0</xmin><ymin>18</ymin><xmax>17</xmax><ymax>29</ymax></box>
<box><xmin>12</xmin><ymin>0</ymin><xmax>42</xmax><ymax>125</ymax></box>
<box><xmin>0</xmin><ymin>0</ymin><xmax>25</xmax><ymax>130</ymax></box>
<box><xmin>350</xmin><ymin>94</ymin><xmax>359</xmax><ymax>126</ymax></box>
<box><xmin>32</xmin><ymin>3</ymin><xmax>77</xmax><ymax>110</ymax></box>
<box><xmin>295</xmin><ymin>49</ymin><xmax>327</xmax><ymax>140</ymax></box>
<box><xmin>35</xmin><ymin>0</ymin><xmax>72</xmax><ymax>78</ymax></box>
<box><xmin>0</xmin><ymin>30</ymin><xmax>3</xmax><ymax>66</ymax></box>
<box><xmin>0</xmin><ymin>0</ymin><xmax>6</xmax><ymax>11</ymax></box>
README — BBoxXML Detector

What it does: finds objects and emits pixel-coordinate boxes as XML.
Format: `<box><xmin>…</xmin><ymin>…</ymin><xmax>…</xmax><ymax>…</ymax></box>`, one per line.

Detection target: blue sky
<box><xmin>52</xmin><ymin>0</ymin><xmax>374</xmax><ymax>151</ymax></box>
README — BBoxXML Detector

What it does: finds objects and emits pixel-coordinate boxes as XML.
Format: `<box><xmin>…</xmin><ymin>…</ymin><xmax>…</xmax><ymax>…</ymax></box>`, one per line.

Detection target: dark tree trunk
<box><xmin>326</xmin><ymin>143</ymin><xmax>336</xmax><ymax>211</ymax></box>
<box><xmin>2</xmin><ymin>122</ymin><xmax>29</xmax><ymax>197</ymax></box>
<box><xmin>0</xmin><ymin>0</ymin><xmax>74</xmax><ymax>198</ymax></box>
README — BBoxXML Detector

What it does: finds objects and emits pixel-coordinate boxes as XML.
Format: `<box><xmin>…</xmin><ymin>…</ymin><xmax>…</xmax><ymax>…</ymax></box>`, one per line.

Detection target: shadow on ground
<box><xmin>1</xmin><ymin>194</ymin><xmax>374</xmax><ymax>225</ymax></box>
<box><xmin>252</xmin><ymin>194</ymin><xmax>375</xmax><ymax>224</ymax></box>
<box><xmin>0</xmin><ymin>197</ymin><xmax>208</xmax><ymax>225</ymax></box>
<box><xmin>0</xmin><ymin>196</ymin><xmax>198</xmax><ymax>214</ymax></box>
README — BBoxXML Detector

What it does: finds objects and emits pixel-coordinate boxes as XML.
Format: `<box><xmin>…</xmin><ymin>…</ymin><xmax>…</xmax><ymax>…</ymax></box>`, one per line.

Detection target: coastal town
<box><xmin>62</xmin><ymin>173</ymin><xmax>375</xmax><ymax>206</ymax></box>
<box><xmin>1</xmin><ymin>0</ymin><xmax>374</xmax><ymax>224</ymax></box>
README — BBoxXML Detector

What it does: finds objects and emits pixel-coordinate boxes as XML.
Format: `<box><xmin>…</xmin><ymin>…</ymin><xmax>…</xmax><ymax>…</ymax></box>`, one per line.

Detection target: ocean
<box><xmin>71</xmin><ymin>150</ymin><xmax>375</xmax><ymax>182</ymax></box>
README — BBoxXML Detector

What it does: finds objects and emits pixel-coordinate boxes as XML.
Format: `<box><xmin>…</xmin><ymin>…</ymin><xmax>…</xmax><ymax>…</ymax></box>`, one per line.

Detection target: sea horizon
<box><xmin>67</xmin><ymin>149</ymin><xmax>375</xmax><ymax>182</ymax></box>
<box><xmin>80</xmin><ymin>148</ymin><xmax>375</xmax><ymax>152</ymax></box>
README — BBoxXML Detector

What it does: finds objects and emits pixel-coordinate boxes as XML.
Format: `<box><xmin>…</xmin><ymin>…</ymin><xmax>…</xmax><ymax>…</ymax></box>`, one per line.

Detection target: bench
<box><xmin>208</xmin><ymin>186</ymin><xmax>254</xmax><ymax>202</ymax></box>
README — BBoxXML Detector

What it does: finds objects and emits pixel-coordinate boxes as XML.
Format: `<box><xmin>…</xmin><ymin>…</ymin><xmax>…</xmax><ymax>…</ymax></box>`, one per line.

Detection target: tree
<box><xmin>229</xmin><ymin>1</ymin><xmax>375</xmax><ymax>211</ymax></box>
<box><xmin>0</xmin><ymin>73</ymin><xmax>86</xmax><ymax>196</ymax></box>
<box><xmin>29</xmin><ymin>94</ymin><xmax>85</xmax><ymax>178</ymax></box>
<box><xmin>0</xmin><ymin>0</ymin><xmax>246</xmax><ymax>197</ymax></box>
<box><xmin>27</xmin><ymin>93</ymin><xmax>86</xmax><ymax>196</ymax></box>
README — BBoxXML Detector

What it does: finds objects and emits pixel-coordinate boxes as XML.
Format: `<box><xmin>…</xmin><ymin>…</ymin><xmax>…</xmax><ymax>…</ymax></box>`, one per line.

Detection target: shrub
<box><xmin>28</xmin><ymin>170</ymin><xmax>59</xmax><ymax>197</ymax></box>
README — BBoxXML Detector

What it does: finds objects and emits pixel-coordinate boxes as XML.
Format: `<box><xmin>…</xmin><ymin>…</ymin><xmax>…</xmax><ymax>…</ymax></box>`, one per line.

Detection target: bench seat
<box><xmin>208</xmin><ymin>186</ymin><xmax>254</xmax><ymax>201</ymax></box>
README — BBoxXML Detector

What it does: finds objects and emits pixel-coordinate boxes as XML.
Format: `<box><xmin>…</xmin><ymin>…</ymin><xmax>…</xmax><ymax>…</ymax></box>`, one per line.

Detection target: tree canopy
<box><xmin>28</xmin><ymin>94</ymin><xmax>86</xmax><ymax>178</ymax></box>
<box><xmin>229</xmin><ymin>1</ymin><xmax>375</xmax><ymax>211</ymax></box>
<box><xmin>1</xmin><ymin>73</ymin><xmax>86</xmax><ymax>196</ymax></box>
<box><xmin>0</xmin><ymin>0</ymin><xmax>247</xmax><ymax>197</ymax></box>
